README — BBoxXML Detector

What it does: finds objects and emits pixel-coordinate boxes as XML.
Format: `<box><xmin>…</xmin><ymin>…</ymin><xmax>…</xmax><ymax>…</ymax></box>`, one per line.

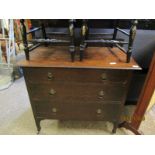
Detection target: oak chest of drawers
<box><xmin>19</xmin><ymin>46</ymin><xmax>141</xmax><ymax>134</ymax></box>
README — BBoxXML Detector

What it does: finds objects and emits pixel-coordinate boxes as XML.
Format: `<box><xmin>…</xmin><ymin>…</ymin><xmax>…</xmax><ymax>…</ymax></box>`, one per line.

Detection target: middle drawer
<box><xmin>28</xmin><ymin>81</ymin><xmax>127</xmax><ymax>102</ymax></box>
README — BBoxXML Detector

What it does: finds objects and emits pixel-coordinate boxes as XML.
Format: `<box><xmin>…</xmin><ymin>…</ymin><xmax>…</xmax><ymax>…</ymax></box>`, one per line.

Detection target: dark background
<box><xmin>32</xmin><ymin>19</ymin><xmax>155</xmax><ymax>29</ymax></box>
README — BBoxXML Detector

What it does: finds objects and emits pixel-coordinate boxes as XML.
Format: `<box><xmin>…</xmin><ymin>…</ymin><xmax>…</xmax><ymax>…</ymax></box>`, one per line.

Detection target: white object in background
<box><xmin>0</xmin><ymin>19</ymin><xmax>16</xmax><ymax>90</ymax></box>
<box><xmin>0</xmin><ymin>42</ymin><xmax>2</xmax><ymax>62</ymax></box>
<box><xmin>0</xmin><ymin>19</ymin><xmax>16</xmax><ymax>66</ymax></box>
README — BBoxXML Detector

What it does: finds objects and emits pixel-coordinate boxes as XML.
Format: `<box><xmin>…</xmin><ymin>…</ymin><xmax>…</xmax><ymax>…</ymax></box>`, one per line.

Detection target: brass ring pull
<box><xmin>47</xmin><ymin>72</ymin><xmax>53</xmax><ymax>80</ymax></box>
<box><xmin>52</xmin><ymin>108</ymin><xmax>57</xmax><ymax>113</ymax></box>
<box><xmin>101</xmin><ymin>73</ymin><xmax>107</xmax><ymax>81</ymax></box>
<box><xmin>96</xmin><ymin>109</ymin><xmax>102</xmax><ymax>114</ymax></box>
<box><xmin>49</xmin><ymin>89</ymin><xmax>56</xmax><ymax>95</ymax></box>
<box><xmin>123</xmin><ymin>80</ymin><xmax>127</xmax><ymax>85</ymax></box>
<box><xmin>98</xmin><ymin>90</ymin><xmax>104</xmax><ymax>99</ymax></box>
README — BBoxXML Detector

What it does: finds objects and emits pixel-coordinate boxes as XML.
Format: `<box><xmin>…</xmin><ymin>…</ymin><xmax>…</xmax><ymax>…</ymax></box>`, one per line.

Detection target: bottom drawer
<box><xmin>34</xmin><ymin>102</ymin><xmax>123</xmax><ymax>121</ymax></box>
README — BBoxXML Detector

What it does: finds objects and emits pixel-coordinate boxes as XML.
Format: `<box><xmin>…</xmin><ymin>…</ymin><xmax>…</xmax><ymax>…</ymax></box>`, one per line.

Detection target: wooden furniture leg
<box><xmin>131</xmin><ymin>52</ymin><xmax>155</xmax><ymax>129</ymax></box>
<box><xmin>127</xmin><ymin>20</ymin><xmax>138</xmax><ymax>63</ymax></box>
<box><xmin>69</xmin><ymin>19</ymin><xmax>75</xmax><ymax>62</ymax></box>
<box><xmin>41</xmin><ymin>21</ymin><xmax>47</xmax><ymax>47</ymax></box>
<box><xmin>35</xmin><ymin>118</ymin><xmax>41</xmax><ymax>134</ymax></box>
<box><xmin>112</xmin><ymin>20</ymin><xmax>120</xmax><ymax>40</ymax></box>
<box><xmin>80</xmin><ymin>20</ymin><xmax>88</xmax><ymax>61</ymax></box>
<box><xmin>119</xmin><ymin>52</ymin><xmax>155</xmax><ymax>134</ymax></box>
<box><xmin>119</xmin><ymin>121</ymin><xmax>142</xmax><ymax>135</ymax></box>
<box><xmin>20</xmin><ymin>19</ymin><xmax>29</xmax><ymax>60</ymax></box>
<box><xmin>112</xmin><ymin>122</ymin><xmax>118</xmax><ymax>134</ymax></box>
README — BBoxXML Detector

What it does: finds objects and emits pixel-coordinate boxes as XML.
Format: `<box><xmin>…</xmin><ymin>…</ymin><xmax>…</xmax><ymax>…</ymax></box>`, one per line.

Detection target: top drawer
<box><xmin>23</xmin><ymin>67</ymin><xmax>130</xmax><ymax>83</ymax></box>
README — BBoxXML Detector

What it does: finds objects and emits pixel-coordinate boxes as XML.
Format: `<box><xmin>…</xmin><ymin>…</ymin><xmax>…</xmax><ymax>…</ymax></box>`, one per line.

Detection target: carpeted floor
<box><xmin>0</xmin><ymin>77</ymin><xmax>155</xmax><ymax>135</ymax></box>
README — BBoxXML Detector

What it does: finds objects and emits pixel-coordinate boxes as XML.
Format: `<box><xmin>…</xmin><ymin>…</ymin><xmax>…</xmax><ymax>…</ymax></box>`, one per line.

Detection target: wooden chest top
<box><xmin>18</xmin><ymin>46</ymin><xmax>141</xmax><ymax>70</ymax></box>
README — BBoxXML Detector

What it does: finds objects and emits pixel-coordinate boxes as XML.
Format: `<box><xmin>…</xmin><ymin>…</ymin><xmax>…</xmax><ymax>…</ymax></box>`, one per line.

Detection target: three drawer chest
<box><xmin>18</xmin><ymin>46</ymin><xmax>141</xmax><ymax>134</ymax></box>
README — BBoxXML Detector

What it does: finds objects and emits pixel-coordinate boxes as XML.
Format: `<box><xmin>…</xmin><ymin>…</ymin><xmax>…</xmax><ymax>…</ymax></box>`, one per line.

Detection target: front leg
<box><xmin>35</xmin><ymin>118</ymin><xmax>41</xmax><ymax>134</ymax></box>
<box><xmin>112</xmin><ymin>122</ymin><xmax>118</xmax><ymax>134</ymax></box>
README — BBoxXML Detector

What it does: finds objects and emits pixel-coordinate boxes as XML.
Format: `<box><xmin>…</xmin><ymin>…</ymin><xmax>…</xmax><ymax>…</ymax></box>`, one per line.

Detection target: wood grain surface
<box><xmin>18</xmin><ymin>46</ymin><xmax>141</xmax><ymax>70</ymax></box>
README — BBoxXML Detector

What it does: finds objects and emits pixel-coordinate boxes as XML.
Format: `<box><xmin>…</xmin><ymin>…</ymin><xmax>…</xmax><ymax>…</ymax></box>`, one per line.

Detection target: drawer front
<box><xmin>23</xmin><ymin>67</ymin><xmax>130</xmax><ymax>84</ymax></box>
<box><xmin>28</xmin><ymin>82</ymin><xmax>127</xmax><ymax>102</ymax></box>
<box><xmin>34</xmin><ymin>101</ymin><xmax>122</xmax><ymax>121</ymax></box>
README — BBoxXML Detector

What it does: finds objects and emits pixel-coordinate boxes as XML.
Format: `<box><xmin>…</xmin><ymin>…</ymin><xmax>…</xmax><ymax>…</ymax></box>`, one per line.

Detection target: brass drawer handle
<box><xmin>98</xmin><ymin>90</ymin><xmax>104</xmax><ymax>99</ymax></box>
<box><xmin>96</xmin><ymin>109</ymin><xmax>102</xmax><ymax>114</ymax></box>
<box><xmin>52</xmin><ymin>108</ymin><xmax>57</xmax><ymax>113</ymax></box>
<box><xmin>123</xmin><ymin>80</ymin><xmax>127</xmax><ymax>85</ymax></box>
<box><xmin>47</xmin><ymin>72</ymin><xmax>53</xmax><ymax>80</ymax></box>
<box><xmin>101</xmin><ymin>73</ymin><xmax>107</xmax><ymax>81</ymax></box>
<box><xmin>49</xmin><ymin>89</ymin><xmax>56</xmax><ymax>95</ymax></box>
